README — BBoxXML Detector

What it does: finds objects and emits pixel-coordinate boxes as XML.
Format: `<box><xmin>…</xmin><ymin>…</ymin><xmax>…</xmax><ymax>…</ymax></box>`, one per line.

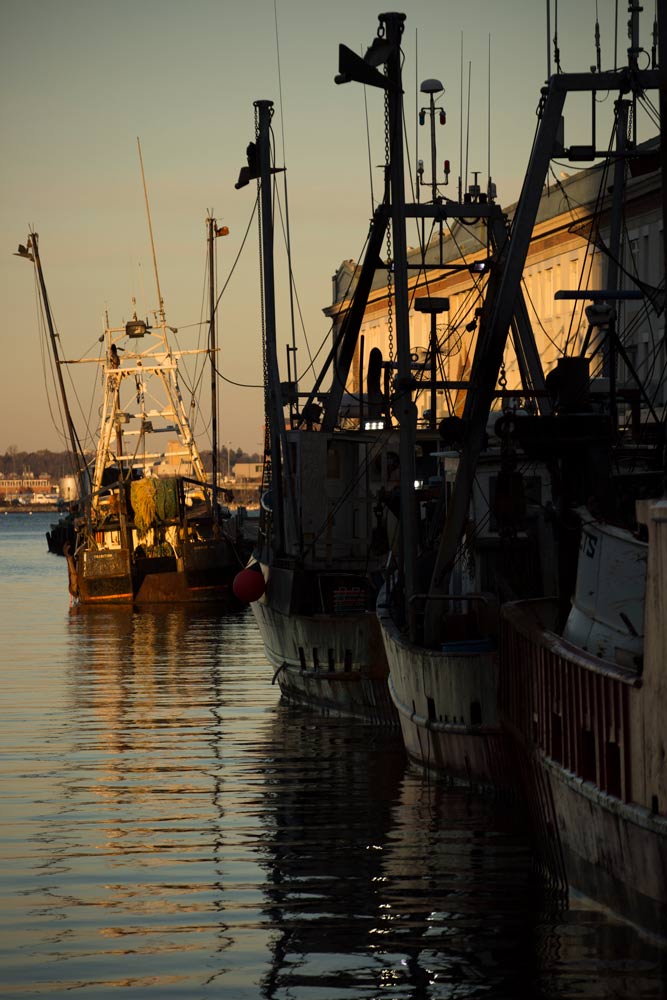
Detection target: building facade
<box><xmin>327</xmin><ymin>154</ymin><xmax>665</xmax><ymax>428</ymax></box>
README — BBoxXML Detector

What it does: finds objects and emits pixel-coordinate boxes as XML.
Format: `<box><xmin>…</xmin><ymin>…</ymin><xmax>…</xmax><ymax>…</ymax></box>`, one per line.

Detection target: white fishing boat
<box><xmin>19</xmin><ymin>211</ymin><xmax>250</xmax><ymax>606</ymax></box>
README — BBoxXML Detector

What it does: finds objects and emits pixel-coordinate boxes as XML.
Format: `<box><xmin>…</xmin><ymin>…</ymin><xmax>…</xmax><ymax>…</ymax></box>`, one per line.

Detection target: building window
<box><xmin>544</xmin><ymin>267</ymin><xmax>553</xmax><ymax>319</ymax></box>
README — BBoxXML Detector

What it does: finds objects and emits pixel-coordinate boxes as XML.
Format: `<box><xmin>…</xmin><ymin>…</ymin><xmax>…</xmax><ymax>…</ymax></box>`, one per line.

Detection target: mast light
<box><xmin>420</xmin><ymin>78</ymin><xmax>444</xmax><ymax>94</ymax></box>
<box><xmin>126</xmin><ymin>319</ymin><xmax>149</xmax><ymax>338</ymax></box>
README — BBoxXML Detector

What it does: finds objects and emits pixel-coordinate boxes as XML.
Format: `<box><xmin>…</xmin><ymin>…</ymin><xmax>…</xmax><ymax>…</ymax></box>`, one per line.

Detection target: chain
<box><xmin>626</xmin><ymin>100</ymin><xmax>634</xmax><ymax>144</ymax></box>
<box><xmin>499</xmin><ymin>358</ymin><xmax>508</xmax><ymax>390</ymax></box>
<box><xmin>384</xmin><ymin>85</ymin><xmax>394</xmax><ymax>363</ymax></box>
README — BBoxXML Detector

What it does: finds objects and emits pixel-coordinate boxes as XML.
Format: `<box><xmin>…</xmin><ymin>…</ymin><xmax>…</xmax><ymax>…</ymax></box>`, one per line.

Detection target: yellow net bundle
<box><xmin>131</xmin><ymin>477</ymin><xmax>179</xmax><ymax>538</ymax></box>
<box><xmin>131</xmin><ymin>479</ymin><xmax>157</xmax><ymax>537</ymax></box>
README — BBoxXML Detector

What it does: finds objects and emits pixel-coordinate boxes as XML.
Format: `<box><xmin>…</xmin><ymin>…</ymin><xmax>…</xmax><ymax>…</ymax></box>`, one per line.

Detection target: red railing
<box><xmin>500</xmin><ymin>601</ymin><xmax>641</xmax><ymax>803</ymax></box>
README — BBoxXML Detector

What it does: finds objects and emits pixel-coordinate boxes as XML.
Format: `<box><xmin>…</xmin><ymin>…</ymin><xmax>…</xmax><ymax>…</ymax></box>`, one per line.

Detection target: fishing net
<box><xmin>131</xmin><ymin>477</ymin><xmax>180</xmax><ymax>538</ymax></box>
<box><xmin>155</xmin><ymin>477</ymin><xmax>178</xmax><ymax>521</ymax></box>
<box><xmin>131</xmin><ymin>479</ymin><xmax>157</xmax><ymax>537</ymax></box>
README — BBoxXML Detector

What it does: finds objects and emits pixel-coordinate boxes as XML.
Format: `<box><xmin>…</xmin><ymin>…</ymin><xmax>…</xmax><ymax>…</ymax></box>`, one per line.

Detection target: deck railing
<box><xmin>500</xmin><ymin>601</ymin><xmax>641</xmax><ymax>803</ymax></box>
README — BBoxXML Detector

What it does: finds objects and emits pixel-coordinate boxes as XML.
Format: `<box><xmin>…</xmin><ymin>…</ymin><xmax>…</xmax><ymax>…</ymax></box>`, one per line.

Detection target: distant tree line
<box><xmin>0</xmin><ymin>446</ymin><xmax>261</xmax><ymax>481</ymax></box>
<box><xmin>0</xmin><ymin>447</ymin><xmax>83</xmax><ymax>480</ymax></box>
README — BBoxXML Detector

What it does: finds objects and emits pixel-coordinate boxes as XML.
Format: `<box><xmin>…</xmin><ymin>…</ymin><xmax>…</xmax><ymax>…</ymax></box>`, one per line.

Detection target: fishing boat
<box><xmin>327</xmin><ymin>12</ymin><xmax>556</xmax><ymax>782</ymax></box>
<box><xmin>231</xmin><ymin>96</ymin><xmax>414</xmax><ymax>724</ymax></box>
<box><xmin>18</xmin><ymin>211</ymin><xmax>249</xmax><ymax>606</ymax></box>
<box><xmin>497</xmin><ymin>3</ymin><xmax>666</xmax><ymax>934</ymax></box>
<box><xmin>233</xmin><ymin>12</ymin><xmax>556</xmax><ymax>732</ymax></box>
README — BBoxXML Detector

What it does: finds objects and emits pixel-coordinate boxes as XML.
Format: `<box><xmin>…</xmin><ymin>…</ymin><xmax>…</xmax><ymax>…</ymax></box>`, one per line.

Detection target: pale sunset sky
<box><xmin>0</xmin><ymin>0</ymin><xmax>653</xmax><ymax>456</ymax></box>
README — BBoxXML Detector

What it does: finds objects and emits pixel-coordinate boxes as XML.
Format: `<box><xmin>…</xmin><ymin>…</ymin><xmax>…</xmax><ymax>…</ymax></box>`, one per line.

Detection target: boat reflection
<box><xmin>252</xmin><ymin>704</ymin><xmax>551</xmax><ymax>998</ymax></box>
<box><xmin>20</xmin><ymin>606</ymin><xmax>662</xmax><ymax>997</ymax></box>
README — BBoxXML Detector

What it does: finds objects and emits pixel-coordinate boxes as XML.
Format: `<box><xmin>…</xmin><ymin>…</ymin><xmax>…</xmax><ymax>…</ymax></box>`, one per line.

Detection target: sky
<box><xmin>0</xmin><ymin>0</ymin><xmax>654</xmax><ymax>458</ymax></box>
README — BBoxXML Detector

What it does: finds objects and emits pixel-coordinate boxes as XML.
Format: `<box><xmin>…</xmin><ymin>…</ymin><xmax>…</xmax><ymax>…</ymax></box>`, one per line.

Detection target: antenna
<box><xmin>487</xmin><ymin>34</ymin><xmax>492</xmax><ymax>199</ymax></box>
<box><xmin>136</xmin><ymin>137</ymin><xmax>165</xmax><ymax>321</ymax></box>
<box><xmin>553</xmin><ymin>0</ymin><xmax>561</xmax><ymax>72</ymax></box>
<box><xmin>546</xmin><ymin>0</ymin><xmax>551</xmax><ymax>78</ymax></box>
<box><xmin>363</xmin><ymin>46</ymin><xmax>375</xmax><ymax>212</ymax></box>
<box><xmin>415</xmin><ymin>28</ymin><xmax>419</xmax><ymax>206</ymax></box>
<box><xmin>464</xmin><ymin>60</ymin><xmax>472</xmax><ymax>197</ymax></box>
<box><xmin>273</xmin><ymin>0</ymin><xmax>298</xmax><ymax>405</ymax></box>
<box><xmin>459</xmin><ymin>32</ymin><xmax>464</xmax><ymax>202</ymax></box>
<box><xmin>594</xmin><ymin>1</ymin><xmax>601</xmax><ymax>73</ymax></box>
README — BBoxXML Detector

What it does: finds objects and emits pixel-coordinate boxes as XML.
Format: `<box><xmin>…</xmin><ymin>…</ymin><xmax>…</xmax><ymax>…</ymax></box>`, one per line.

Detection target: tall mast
<box><xmin>18</xmin><ymin>232</ymin><xmax>87</xmax><ymax>492</ymax></box>
<box><xmin>207</xmin><ymin>215</ymin><xmax>219</xmax><ymax>519</ymax></box>
<box><xmin>256</xmin><ymin>99</ymin><xmax>287</xmax><ymax>552</ymax></box>
<box><xmin>333</xmin><ymin>12</ymin><xmax>425</xmax><ymax>633</ymax></box>
<box><xmin>383</xmin><ymin>12</ymin><xmax>419</xmax><ymax>634</ymax></box>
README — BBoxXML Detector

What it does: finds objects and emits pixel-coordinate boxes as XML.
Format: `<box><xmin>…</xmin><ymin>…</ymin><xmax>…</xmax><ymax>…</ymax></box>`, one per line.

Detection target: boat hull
<box><xmin>377</xmin><ymin>598</ymin><xmax>510</xmax><ymax>787</ymax></box>
<box><xmin>539</xmin><ymin>752</ymin><xmax>667</xmax><ymax>935</ymax></box>
<box><xmin>251</xmin><ymin>568</ymin><xmax>397</xmax><ymax>725</ymax></box>
<box><xmin>70</xmin><ymin>540</ymin><xmax>241</xmax><ymax>606</ymax></box>
<box><xmin>500</xmin><ymin>600</ymin><xmax>667</xmax><ymax>937</ymax></box>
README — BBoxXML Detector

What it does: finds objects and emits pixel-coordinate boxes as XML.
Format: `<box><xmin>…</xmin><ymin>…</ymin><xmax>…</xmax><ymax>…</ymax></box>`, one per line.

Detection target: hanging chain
<box><xmin>499</xmin><ymin>357</ymin><xmax>508</xmax><ymax>390</ymax></box>
<box><xmin>384</xmin><ymin>85</ymin><xmax>394</xmax><ymax>364</ymax></box>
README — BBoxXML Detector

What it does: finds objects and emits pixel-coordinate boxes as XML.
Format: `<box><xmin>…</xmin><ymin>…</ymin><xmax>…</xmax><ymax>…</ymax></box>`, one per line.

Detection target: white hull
<box><xmin>251</xmin><ymin>582</ymin><xmax>397</xmax><ymax>725</ymax></box>
<box><xmin>377</xmin><ymin>597</ymin><xmax>509</xmax><ymax>786</ymax></box>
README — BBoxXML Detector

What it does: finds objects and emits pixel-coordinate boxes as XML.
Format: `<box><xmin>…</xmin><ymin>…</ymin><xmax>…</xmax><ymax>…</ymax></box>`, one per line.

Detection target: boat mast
<box><xmin>254</xmin><ymin>100</ymin><xmax>287</xmax><ymax>552</ymax></box>
<box><xmin>382</xmin><ymin>12</ymin><xmax>420</xmax><ymax>631</ymax></box>
<box><xmin>17</xmin><ymin>232</ymin><xmax>88</xmax><ymax>492</ymax></box>
<box><xmin>207</xmin><ymin>215</ymin><xmax>219</xmax><ymax>520</ymax></box>
<box><xmin>658</xmin><ymin>3</ymin><xmax>667</xmax><ymax>376</ymax></box>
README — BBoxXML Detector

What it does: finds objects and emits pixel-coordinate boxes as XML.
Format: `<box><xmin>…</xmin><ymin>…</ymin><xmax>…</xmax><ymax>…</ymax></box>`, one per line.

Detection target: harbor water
<box><xmin>1</xmin><ymin>513</ymin><xmax>665</xmax><ymax>999</ymax></box>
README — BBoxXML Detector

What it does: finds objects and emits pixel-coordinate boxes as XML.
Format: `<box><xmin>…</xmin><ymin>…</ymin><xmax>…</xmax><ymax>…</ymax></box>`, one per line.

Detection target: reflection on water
<box><xmin>1</xmin><ymin>515</ymin><xmax>665</xmax><ymax>998</ymax></box>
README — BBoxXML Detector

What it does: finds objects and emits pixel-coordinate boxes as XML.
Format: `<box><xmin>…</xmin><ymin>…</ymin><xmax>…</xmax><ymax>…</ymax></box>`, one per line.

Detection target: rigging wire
<box><xmin>214</xmin><ymin>194</ymin><xmax>258</xmax><ymax>315</ymax></box>
<box><xmin>32</xmin><ymin>266</ymin><xmax>99</xmax><ymax>461</ymax></box>
<box><xmin>363</xmin><ymin>47</ymin><xmax>376</xmax><ymax>213</ymax></box>
<box><xmin>272</xmin><ymin>1</ymin><xmax>299</xmax><ymax>378</ymax></box>
<box><xmin>270</xmin><ymin>138</ymin><xmax>317</xmax><ymax>376</ymax></box>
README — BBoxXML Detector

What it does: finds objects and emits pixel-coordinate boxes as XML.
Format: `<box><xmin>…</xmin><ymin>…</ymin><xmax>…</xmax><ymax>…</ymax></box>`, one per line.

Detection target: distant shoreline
<box><xmin>1</xmin><ymin>505</ymin><xmax>61</xmax><ymax>514</ymax></box>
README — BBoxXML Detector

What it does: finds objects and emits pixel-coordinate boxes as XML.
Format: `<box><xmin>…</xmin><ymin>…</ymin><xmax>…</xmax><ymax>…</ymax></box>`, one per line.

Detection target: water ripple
<box><xmin>1</xmin><ymin>515</ymin><xmax>665</xmax><ymax>998</ymax></box>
